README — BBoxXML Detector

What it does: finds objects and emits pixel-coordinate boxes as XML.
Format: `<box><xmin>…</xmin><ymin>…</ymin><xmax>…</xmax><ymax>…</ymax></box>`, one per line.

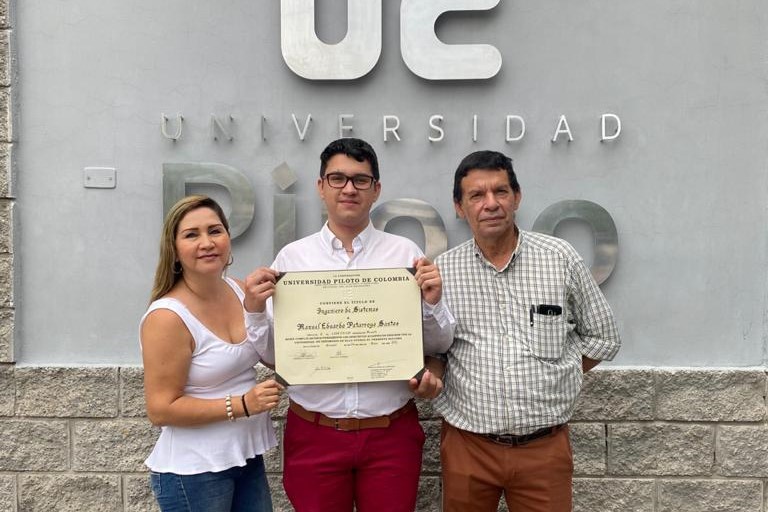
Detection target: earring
<box><xmin>227</xmin><ymin>254</ymin><xmax>234</xmax><ymax>267</ymax></box>
<box><xmin>173</xmin><ymin>261</ymin><xmax>182</xmax><ymax>274</ymax></box>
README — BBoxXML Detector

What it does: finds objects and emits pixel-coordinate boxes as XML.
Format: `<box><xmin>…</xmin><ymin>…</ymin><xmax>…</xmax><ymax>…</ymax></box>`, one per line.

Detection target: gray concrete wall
<box><xmin>12</xmin><ymin>0</ymin><xmax>768</xmax><ymax>366</ymax></box>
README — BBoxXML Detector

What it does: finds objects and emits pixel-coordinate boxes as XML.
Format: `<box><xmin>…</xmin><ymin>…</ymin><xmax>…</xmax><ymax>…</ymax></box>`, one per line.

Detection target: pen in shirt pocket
<box><xmin>530</xmin><ymin>304</ymin><xmax>563</xmax><ymax>327</ymax></box>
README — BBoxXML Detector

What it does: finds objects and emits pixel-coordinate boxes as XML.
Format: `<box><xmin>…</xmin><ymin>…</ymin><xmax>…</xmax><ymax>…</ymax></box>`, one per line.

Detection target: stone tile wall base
<box><xmin>573</xmin><ymin>478</ymin><xmax>655</xmax><ymax>512</ymax></box>
<box><xmin>0</xmin><ymin>475</ymin><xmax>15</xmax><ymax>512</ymax></box>
<box><xmin>0</xmin><ymin>367</ymin><xmax>767</xmax><ymax>511</ymax></box>
<box><xmin>18</xmin><ymin>475</ymin><xmax>122</xmax><ymax>512</ymax></box>
<box><xmin>0</xmin><ymin>420</ymin><xmax>69</xmax><ymax>471</ymax></box>
<box><xmin>657</xmin><ymin>479</ymin><xmax>763</xmax><ymax>512</ymax></box>
<box><xmin>124</xmin><ymin>475</ymin><xmax>159</xmax><ymax>512</ymax></box>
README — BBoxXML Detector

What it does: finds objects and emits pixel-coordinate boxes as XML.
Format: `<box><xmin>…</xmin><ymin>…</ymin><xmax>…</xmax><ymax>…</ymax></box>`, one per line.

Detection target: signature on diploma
<box><xmin>368</xmin><ymin>360</ymin><xmax>401</xmax><ymax>379</ymax></box>
<box><xmin>293</xmin><ymin>351</ymin><xmax>317</xmax><ymax>360</ymax></box>
<box><xmin>330</xmin><ymin>350</ymin><xmax>348</xmax><ymax>359</ymax></box>
<box><xmin>368</xmin><ymin>361</ymin><xmax>400</xmax><ymax>370</ymax></box>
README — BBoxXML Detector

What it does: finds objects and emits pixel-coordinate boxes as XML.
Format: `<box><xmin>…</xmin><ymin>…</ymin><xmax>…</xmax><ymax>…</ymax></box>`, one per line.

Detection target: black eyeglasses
<box><xmin>324</xmin><ymin>172</ymin><xmax>377</xmax><ymax>190</ymax></box>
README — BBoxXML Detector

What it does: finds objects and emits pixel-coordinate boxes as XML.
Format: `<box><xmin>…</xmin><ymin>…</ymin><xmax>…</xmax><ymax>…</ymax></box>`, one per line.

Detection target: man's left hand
<box><xmin>414</xmin><ymin>257</ymin><xmax>442</xmax><ymax>305</ymax></box>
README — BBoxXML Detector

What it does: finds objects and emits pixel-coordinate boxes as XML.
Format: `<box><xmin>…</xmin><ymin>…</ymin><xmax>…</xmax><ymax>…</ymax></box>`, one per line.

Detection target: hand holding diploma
<box><xmin>409</xmin><ymin>356</ymin><xmax>446</xmax><ymax>399</ymax></box>
<box><xmin>244</xmin><ymin>267</ymin><xmax>280</xmax><ymax>313</ymax></box>
<box><xmin>409</xmin><ymin>369</ymin><xmax>443</xmax><ymax>399</ymax></box>
<box><xmin>414</xmin><ymin>257</ymin><xmax>443</xmax><ymax>305</ymax></box>
<box><xmin>243</xmin><ymin>379</ymin><xmax>284</xmax><ymax>414</ymax></box>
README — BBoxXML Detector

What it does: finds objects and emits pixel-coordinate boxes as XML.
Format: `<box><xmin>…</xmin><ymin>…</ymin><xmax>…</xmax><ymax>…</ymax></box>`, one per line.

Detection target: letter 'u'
<box><xmin>280</xmin><ymin>0</ymin><xmax>382</xmax><ymax>80</ymax></box>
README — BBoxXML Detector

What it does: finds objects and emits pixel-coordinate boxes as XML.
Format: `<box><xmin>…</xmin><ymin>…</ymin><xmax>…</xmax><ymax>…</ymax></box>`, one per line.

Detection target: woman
<box><xmin>141</xmin><ymin>195</ymin><xmax>282</xmax><ymax>512</ymax></box>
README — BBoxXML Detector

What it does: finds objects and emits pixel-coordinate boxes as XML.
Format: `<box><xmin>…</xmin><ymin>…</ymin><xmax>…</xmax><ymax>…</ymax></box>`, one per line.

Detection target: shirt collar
<box><xmin>472</xmin><ymin>227</ymin><xmax>523</xmax><ymax>272</ymax></box>
<box><xmin>320</xmin><ymin>221</ymin><xmax>375</xmax><ymax>253</ymax></box>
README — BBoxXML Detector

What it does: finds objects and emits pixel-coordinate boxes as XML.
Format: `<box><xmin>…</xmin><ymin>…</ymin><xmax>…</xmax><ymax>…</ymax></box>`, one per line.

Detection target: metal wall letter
<box><xmin>339</xmin><ymin>114</ymin><xmax>354</xmax><ymax>138</ymax></box>
<box><xmin>291</xmin><ymin>113</ymin><xmax>313</xmax><ymax>141</ymax></box>
<box><xmin>261</xmin><ymin>116</ymin><xmax>267</xmax><ymax>141</ymax></box>
<box><xmin>383</xmin><ymin>115</ymin><xmax>401</xmax><ymax>142</ymax></box>
<box><xmin>400</xmin><ymin>0</ymin><xmax>502</xmax><ymax>80</ymax></box>
<box><xmin>506</xmin><ymin>115</ymin><xmax>525</xmax><ymax>142</ymax></box>
<box><xmin>551</xmin><ymin>115</ymin><xmax>574</xmax><ymax>143</ymax></box>
<box><xmin>428</xmin><ymin>114</ymin><xmax>445</xmax><ymax>142</ymax></box>
<box><xmin>531</xmin><ymin>200</ymin><xmax>618</xmax><ymax>284</ymax></box>
<box><xmin>163</xmin><ymin>162</ymin><xmax>255</xmax><ymax>239</ymax></box>
<box><xmin>601</xmin><ymin>113</ymin><xmax>621</xmax><ymax>141</ymax></box>
<box><xmin>210</xmin><ymin>115</ymin><xmax>235</xmax><ymax>142</ymax></box>
<box><xmin>281</xmin><ymin>0</ymin><xmax>382</xmax><ymax>80</ymax></box>
<box><xmin>272</xmin><ymin>162</ymin><xmax>298</xmax><ymax>256</ymax></box>
<box><xmin>161</xmin><ymin>113</ymin><xmax>184</xmax><ymax>141</ymax></box>
<box><xmin>370</xmin><ymin>199</ymin><xmax>448</xmax><ymax>260</ymax></box>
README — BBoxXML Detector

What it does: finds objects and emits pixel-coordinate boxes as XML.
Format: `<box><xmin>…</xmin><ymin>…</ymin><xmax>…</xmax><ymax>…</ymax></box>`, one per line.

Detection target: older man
<box><xmin>434</xmin><ymin>150</ymin><xmax>621</xmax><ymax>512</ymax></box>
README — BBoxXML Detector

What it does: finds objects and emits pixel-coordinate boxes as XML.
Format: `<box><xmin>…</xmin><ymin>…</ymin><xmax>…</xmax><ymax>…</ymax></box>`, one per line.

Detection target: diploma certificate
<box><xmin>273</xmin><ymin>268</ymin><xmax>424</xmax><ymax>385</ymax></box>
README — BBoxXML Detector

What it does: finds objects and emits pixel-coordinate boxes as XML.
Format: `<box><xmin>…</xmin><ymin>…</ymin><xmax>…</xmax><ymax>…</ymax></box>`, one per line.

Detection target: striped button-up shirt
<box><xmin>433</xmin><ymin>230</ymin><xmax>620</xmax><ymax>435</ymax></box>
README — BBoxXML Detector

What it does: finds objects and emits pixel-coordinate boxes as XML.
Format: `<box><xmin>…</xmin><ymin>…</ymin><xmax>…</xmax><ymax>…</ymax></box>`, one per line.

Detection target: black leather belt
<box><xmin>481</xmin><ymin>424</ymin><xmax>566</xmax><ymax>446</ymax></box>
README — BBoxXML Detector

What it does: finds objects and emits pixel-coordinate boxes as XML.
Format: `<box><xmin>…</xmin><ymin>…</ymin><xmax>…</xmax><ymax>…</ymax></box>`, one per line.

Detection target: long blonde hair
<box><xmin>149</xmin><ymin>195</ymin><xmax>230</xmax><ymax>302</ymax></box>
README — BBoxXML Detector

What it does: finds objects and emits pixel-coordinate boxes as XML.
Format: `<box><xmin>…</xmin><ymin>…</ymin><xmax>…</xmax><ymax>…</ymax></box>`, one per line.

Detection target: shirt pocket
<box><xmin>515</xmin><ymin>299</ymin><xmax>567</xmax><ymax>360</ymax></box>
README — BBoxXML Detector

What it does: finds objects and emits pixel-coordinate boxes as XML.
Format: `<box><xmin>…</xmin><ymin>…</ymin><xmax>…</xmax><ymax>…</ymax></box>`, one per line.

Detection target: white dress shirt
<box><xmin>248</xmin><ymin>222</ymin><xmax>455</xmax><ymax>418</ymax></box>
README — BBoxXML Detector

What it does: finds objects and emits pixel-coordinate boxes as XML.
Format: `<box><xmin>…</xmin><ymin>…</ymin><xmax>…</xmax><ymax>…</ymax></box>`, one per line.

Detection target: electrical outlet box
<box><xmin>84</xmin><ymin>167</ymin><xmax>117</xmax><ymax>189</ymax></box>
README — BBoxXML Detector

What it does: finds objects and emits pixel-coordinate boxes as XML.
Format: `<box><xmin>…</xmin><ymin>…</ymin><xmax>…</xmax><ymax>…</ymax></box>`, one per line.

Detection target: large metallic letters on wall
<box><xmin>532</xmin><ymin>200</ymin><xmax>618</xmax><ymax>285</ymax></box>
<box><xmin>400</xmin><ymin>0</ymin><xmax>502</xmax><ymax>80</ymax></box>
<box><xmin>281</xmin><ymin>0</ymin><xmax>501</xmax><ymax>80</ymax></box>
<box><xmin>163</xmin><ymin>164</ymin><xmax>619</xmax><ymax>283</ymax></box>
<box><xmin>281</xmin><ymin>0</ymin><xmax>382</xmax><ymax>80</ymax></box>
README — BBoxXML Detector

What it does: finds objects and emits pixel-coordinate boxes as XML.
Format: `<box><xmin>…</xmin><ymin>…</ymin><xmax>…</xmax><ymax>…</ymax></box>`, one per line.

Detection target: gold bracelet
<box><xmin>225</xmin><ymin>394</ymin><xmax>235</xmax><ymax>422</ymax></box>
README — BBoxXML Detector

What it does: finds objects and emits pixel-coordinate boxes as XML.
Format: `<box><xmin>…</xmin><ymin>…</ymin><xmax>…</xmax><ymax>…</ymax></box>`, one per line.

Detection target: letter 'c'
<box><xmin>400</xmin><ymin>0</ymin><xmax>502</xmax><ymax>80</ymax></box>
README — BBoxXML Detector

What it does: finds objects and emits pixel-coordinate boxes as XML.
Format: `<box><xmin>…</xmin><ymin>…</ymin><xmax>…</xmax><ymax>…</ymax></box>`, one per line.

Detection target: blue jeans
<box><xmin>150</xmin><ymin>456</ymin><xmax>273</xmax><ymax>512</ymax></box>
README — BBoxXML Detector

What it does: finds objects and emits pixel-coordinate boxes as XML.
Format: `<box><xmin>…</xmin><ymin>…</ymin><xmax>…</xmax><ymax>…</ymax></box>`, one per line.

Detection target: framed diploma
<box><xmin>272</xmin><ymin>268</ymin><xmax>424</xmax><ymax>385</ymax></box>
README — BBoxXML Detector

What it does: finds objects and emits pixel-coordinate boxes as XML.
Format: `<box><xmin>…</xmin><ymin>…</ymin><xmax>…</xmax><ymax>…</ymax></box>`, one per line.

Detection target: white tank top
<box><xmin>140</xmin><ymin>277</ymin><xmax>277</xmax><ymax>474</ymax></box>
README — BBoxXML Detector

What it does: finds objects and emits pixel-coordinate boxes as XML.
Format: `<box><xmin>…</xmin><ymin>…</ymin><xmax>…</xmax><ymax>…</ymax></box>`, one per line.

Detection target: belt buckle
<box><xmin>517</xmin><ymin>426</ymin><xmax>557</xmax><ymax>446</ymax></box>
<box><xmin>502</xmin><ymin>434</ymin><xmax>522</xmax><ymax>446</ymax></box>
<box><xmin>334</xmin><ymin>418</ymin><xmax>360</xmax><ymax>431</ymax></box>
<box><xmin>487</xmin><ymin>431</ymin><xmax>538</xmax><ymax>446</ymax></box>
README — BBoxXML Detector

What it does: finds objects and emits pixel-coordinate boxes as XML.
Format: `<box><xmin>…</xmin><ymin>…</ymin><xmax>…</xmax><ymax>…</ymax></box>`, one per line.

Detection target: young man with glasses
<box><xmin>254</xmin><ymin>138</ymin><xmax>455</xmax><ymax>511</ymax></box>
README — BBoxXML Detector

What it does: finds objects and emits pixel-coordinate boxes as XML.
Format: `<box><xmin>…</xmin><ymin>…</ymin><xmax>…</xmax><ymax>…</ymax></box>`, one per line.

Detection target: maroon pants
<box><xmin>282</xmin><ymin>406</ymin><xmax>425</xmax><ymax>512</ymax></box>
<box><xmin>440</xmin><ymin>421</ymin><xmax>573</xmax><ymax>512</ymax></box>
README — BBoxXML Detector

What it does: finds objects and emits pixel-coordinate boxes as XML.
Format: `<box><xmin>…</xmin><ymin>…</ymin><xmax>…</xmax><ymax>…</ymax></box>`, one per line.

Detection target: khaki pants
<box><xmin>440</xmin><ymin>421</ymin><xmax>573</xmax><ymax>512</ymax></box>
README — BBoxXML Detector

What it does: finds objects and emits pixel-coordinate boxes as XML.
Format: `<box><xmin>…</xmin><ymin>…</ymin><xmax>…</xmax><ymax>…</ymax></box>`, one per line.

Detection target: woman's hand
<box><xmin>243</xmin><ymin>379</ymin><xmax>284</xmax><ymax>415</ymax></box>
<box><xmin>243</xmin><ymin>267</ymin><xmax>280</xmax><ymax>313</ymax></box>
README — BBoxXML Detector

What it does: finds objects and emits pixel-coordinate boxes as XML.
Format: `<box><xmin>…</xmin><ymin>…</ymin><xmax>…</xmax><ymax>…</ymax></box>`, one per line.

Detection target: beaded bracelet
<box><xmin>225</xmin><ymin>394</ymin><xmax>235</xmax><ymax>422</ymax></box>
<box><xmin>241</xmin><ymin>394</ymin><xmax>251</xmax><ymax>417</ymax></box>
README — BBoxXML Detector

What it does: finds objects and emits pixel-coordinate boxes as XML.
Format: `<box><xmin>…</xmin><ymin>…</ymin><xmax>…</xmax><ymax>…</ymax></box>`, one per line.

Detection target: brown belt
<box><xmin>289</xmin><ymin>400</ymin><xmax>416</xmax><ymax>431</ymax></box>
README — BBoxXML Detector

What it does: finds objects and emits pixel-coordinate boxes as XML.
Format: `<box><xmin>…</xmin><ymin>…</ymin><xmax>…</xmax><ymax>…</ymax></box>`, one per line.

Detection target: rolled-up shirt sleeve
<box><xmin>568</xmin><ymin>259</ymin><xmax>621</xmax><ymax>361</ymax></box>
<box><xmin>245</xmin><ymin>310</ymin><xmax>274</xmax><ymax>365</ymax></box>
<box><xmin>421</xmin><ymin>299</ymin><xmax>456</xmax><ymax>355</ymax></box>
